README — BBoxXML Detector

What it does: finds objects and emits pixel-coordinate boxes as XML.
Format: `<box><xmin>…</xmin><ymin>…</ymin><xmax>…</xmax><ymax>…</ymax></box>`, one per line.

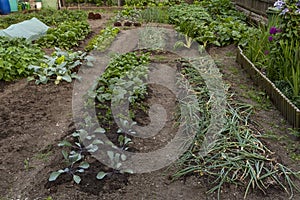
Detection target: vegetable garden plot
<box><xmin>0</xmin><ymin>1</ymin><xmax>300</xmax><ymax>199</ymax></box>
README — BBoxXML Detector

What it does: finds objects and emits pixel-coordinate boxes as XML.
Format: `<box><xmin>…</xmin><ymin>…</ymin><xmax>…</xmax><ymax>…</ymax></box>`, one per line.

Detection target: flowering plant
<box><xmin>273</xmin><ymin>0</ymin><xmax>300</xmax><ymax>15</ymax></box>
<box><xmin>270</xmin><ymin>0</ymin><xmax>300</xmax><ymax>41</ymax></box>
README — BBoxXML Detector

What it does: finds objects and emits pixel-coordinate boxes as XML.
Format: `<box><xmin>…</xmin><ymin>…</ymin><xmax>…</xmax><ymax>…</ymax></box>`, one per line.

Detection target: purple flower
<box><xmin>281</xmin><ymin>8</ymin><xmax>289</xmax><ymax>15</ymax></box>
<box><xmin>296</xmin><ymin>9</ymin><xmax>300</xmax><ymax>14</ymax></box>
<box><xmin>274</xmin><ymin>0</ymin><xmax>285</xmax><ymax>9</ymax></box>
<box><xmin>268</xmin><ymin>36</ymin><xmax>274</xmax><ymax>42</ymax></box>
<box><xmin>264</xmin><ymin>50</ymin><xmax>270</xmax><ymax>55</ymax></box>
<box><xmin>270</xmin><ymin>27</ymin><xmax>277</xmax><ymax>34</ymax></box>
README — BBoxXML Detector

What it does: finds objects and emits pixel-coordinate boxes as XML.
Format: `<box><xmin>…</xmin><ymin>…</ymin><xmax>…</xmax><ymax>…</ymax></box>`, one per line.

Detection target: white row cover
<box><xmin>0</xmin><ymin>17</ymin><xmax>49</xmax><ymax>41</ymax></box>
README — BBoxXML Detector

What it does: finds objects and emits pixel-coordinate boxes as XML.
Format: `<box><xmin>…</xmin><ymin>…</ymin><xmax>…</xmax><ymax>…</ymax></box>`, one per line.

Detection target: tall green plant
<box><xmin>273</xmin><ymin>40</ymin><xmax>300</xmax><ymax>98</ymax></box>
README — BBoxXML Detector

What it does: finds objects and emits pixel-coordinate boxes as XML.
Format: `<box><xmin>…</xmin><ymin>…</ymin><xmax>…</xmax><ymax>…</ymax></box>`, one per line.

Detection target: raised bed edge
<box><xmin>236</xmin><ymin>46</ymin><xmax>300</xmax><ymax>129</ymax></box>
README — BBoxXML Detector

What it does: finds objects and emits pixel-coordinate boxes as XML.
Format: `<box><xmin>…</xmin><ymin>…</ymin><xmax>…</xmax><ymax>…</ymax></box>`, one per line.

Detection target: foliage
<box><xmin>49</xmin><ymin>52</ymin><xmax>150</xmax><ymax>184</ymax></box>
<box><xmin>173</xmin><ymin>102</ymin><xmax>300</xmax><ymax>200</ymax></box>
<box><xmin>168</xmin><ymin>2</ymin><xmax>255</xmax><ymax>47</ymax></box>
<box><xmin>37</xmin><ymin>21</ymin><xmax>91</xmax><ymax>49</ymax></box>
<box><xmin>266</xmin><ymin>1</ymin><xmax>300</xmax><ymax>107</ymax></box>
<box><xmin>0</xmin><ymin>37</ymin><xmax>44</xmax><ymax>81</ymax></box>
<box><xmin>114</xmin><ymin>7</ymin><xmax>142</xmax><ymax>23</ymax></box>
<box><xmin>124</xmin><ymin>0</ymin><xmax>183</xmax><ymax>7</ymax></box>
<box><xmin>85</xmin><ymin>26</ymin><xmax>120</xmax><ymax>52</ymax></box>
<box><xmin>28</xmin><ymin>48</ymin><xmax>94</xmax><ymax>84</ymax></box>
<box><xmin>140</xmin><ymin>6</ymin><xmax>169</xmax><ymax>23</ymax></box>
<box><xmin>0</xmin><ymin>9</ymin><xmax>87</xmax><ymax>29</ymax></box>
<box><xmin>195</xmin><ymin>0</ymin><xmax>246</xmax><ymax>20</ymax></box>
<box><xmin>49</xmin><ymin>127</ymin><xmax>105</xmax><ymax>184</ymax></box>
<box><xmin>244</xmin><ymin>4</ymin><xmax>300</xmax><ymax>108</ymax></box>
<box><xmin>96</xmin><ymin>52</ymin><xmax>150</xmax><ymax>105</ymax></box>
<box><xmin>64</xmin><ymin>0</ymin><xmax>117</xmax><ymax>6</ymax></box>
<box><xmin>269</xmin><ymin>38</ymin><xmax>300</xmax><ymax>107</ymax></box>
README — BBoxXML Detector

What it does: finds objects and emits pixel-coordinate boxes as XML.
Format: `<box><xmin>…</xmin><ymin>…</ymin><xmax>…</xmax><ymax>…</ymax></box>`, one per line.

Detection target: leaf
<box><xmin>118</xmin><ymin>135</ymin><xmax>124</xmax><ymax>145</ymax></box>
<box><xmin>92</xmin><ymin>139</ymin><xmax>104</xmax><ymax>145</ymax></box>
<box><xmin>116</xmin><ymin>162</ymin><xmax>122</xmax><ymax>169</ymax></box>
<box><xmin>117</xmin><ymin>129</ymin><xmax>123</xmax><ymax>134</ymax></box>
<box><xmin>107</xmin><ymin>151</ymin><xmax>114</xmax><ymax>162</ymax></box>
<box><xmin>86</xmin><ymin>135</ymin><xmax>92</xmax><ymax>140</ymax></box>
<box><xmin>61</xmin><ymin>74</ymin><xmax>72</xmax><ymax>82</ymax></box>
<box><xmin>94</xmin><ymin>127</ymin><xmax>106</xmax><ymax>134</ymax></box>
<box><xmin>76</xmin><ymin>169</ymin><xmax>84</xmax><ymax>173</ymax></box>
<box><xmin>75</xmin><ymin>142</ymin><xmax>81</xmax><ymax>148</ymax></box>
<box><xmin>62</xmin><ymin>150</ymin><xmax>68</xmax><ymax>160</ymax></box>
<box><xmin>121</xmin><ymin>154</ymin><xmax>127</xmax><ymax>161</ymax></box>
<box><xmin>124</xmin><ymin>137</ymin><xmax>132</xmax><ymax>145</ymax></box>
<box><xmin>115</xmin><ymin>153</ymin><xmax>120</xmax><ymax>164</ymax></box>
<box><xmin>39</xmin><ymin>75</ymin><xmax>49</xmax><ymax>84</ymax></box>
<box><xmin>120</xmin><ymin>169</ymin><xmax>134</xmax><ymax>174</ymax></box>
<box><xmin>72</xmin><ymin>131</ymin><xmax>80</xmax><ymax>137</ymax></box>
<box><xmin>69</xmin><ymin>153</ymin><xmax>82</xmax><ymax>164</ymax></box>
<box><xmin>49</xmin><ymin>171</ymin><xmax>62</xmax><ymax>181</ymax></box>
<box><xmin>79</xmin><ymin>162</ymin><xmax>90</xmax><ymax>169</ymax></box>
<box><xmin>58</xmin><ymin>140</ymin><xmax>72</xmax><ymax>147</ymax></box>
<box><xmin>96</xmin><ymin>171</ymin><xmax>108</xmax><ymax>180</ymax></box>
<box><xmin>73</xmin><ymin>175</ymin><xmax>81</xmax><ymax>184</ymax></box>
<box><xmin>87</xmin><ymin>144</ymin><xmax>98</xmax><ymax>153</ymax></box>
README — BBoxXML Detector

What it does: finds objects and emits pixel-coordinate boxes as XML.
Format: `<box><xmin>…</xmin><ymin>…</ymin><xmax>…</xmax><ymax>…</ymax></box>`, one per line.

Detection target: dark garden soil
<box><xmin>0</xmin><ymin>16</ymin><xmax>300</xmax><ymax>200</ymax></box>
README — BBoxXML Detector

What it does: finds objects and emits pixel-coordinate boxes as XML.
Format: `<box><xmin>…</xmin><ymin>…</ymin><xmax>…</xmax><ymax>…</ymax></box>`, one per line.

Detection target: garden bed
<box><xmin>237</xmin><ymin>46</ymin><xmax>300</xmax><ymax>129</ymax></box>
<box><xmin>1</xmin><ymin>2</ymin><xmax>300</xmax><ymax>200</ymax></box>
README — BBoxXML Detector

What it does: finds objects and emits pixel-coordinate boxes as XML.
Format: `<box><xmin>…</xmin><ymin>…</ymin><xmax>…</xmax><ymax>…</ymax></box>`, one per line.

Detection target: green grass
<box><xmin>241</xmin><ymin>88</ymin><xmax>272</xmax><ymax>111</ymax></box>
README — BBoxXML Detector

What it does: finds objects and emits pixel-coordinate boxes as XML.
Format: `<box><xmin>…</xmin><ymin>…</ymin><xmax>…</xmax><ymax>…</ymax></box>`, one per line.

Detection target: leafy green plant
<box><xmin>85</xmin><ymin>26</ymin><xmax>120</xmax><ymax>52</ymax></box>
<box><xmin>96</xmin><ymin>150</ymin><xmax>133</xmax><ymax>180</ymax></box>
<box><xmin>113</xmin><ymin>6</ymin><xmax>142</xmax><ymax>25</ymax></box>
<box><xmin>168</xmin><ymin>2</ymin><xmax>253</xmax><ymax>47</ymax></box>
<box><xmin>0</xmin><ymin>37</ymin><xmax>44</xmax><ymax>81</ymax></box>
<box><xmin>49</xmin><ymin>127</ymin><xmax>105</xmax><ymax>184</ymax></box>
<box><xmin>37</xmin><ymin>21</ymin><xmax>91</xmax><ymax>49</ymax></box>
<box><xmin>49</xmin><ymin>52</ymin><xmax>149</xmax><ymax>184</ymax></box>
<box><xmin>124</xmin><ymin>0</ymin><xmax>182</xmax><ymax>7</ymax></box>
<box><xmin>0</xmin><ymin>9</ymin><xmax>87</xmax><ymax>29</ymax></box>
<box><xmin>174</xmin><ymin>34</ymin><xmax>195</xmax><ymax>49</ymax></box>
<box><xmin>96</xmin><ymin>52</ymin><xmax>150</xmax><ymax>105</ymax></box>
<box><xmin>244</xmin><ymin>8</ymin><xmax>300</xmax><ymax>108</ymax></box>
<box><xmin>49</xmin><ymin>156</ymin><xmax>90</xmax><ymax>184</ymax></box>
<box><xmin>28</xmin><ymin>48</ymin><xmax>94</xmax><ymax>84</ymax></box>
<box><xmin>140</xmin><ymin>6</ymin><xmax>169</xmax><ymax>23</ymax></box>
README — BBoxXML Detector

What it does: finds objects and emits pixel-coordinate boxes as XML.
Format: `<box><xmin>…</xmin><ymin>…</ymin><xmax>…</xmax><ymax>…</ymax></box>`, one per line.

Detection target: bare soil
<box><xmin>0</xmin><ymin>15</ymin><xmax>299</xmax><ymax>200</ymax></box>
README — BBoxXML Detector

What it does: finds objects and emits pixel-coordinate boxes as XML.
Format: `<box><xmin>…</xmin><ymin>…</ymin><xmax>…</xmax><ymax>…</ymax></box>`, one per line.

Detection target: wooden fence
<box><xmin>232</xmin><ymin>0</ymin><xmax>276</xmax><ymax>16</ymax></box>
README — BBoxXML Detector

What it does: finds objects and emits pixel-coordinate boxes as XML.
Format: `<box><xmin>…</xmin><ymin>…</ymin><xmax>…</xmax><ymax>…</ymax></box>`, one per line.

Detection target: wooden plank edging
<box><xmin>236</xmin><ymin>46</ymin><xmax>300</xmax><ymax>129</ymax></box>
